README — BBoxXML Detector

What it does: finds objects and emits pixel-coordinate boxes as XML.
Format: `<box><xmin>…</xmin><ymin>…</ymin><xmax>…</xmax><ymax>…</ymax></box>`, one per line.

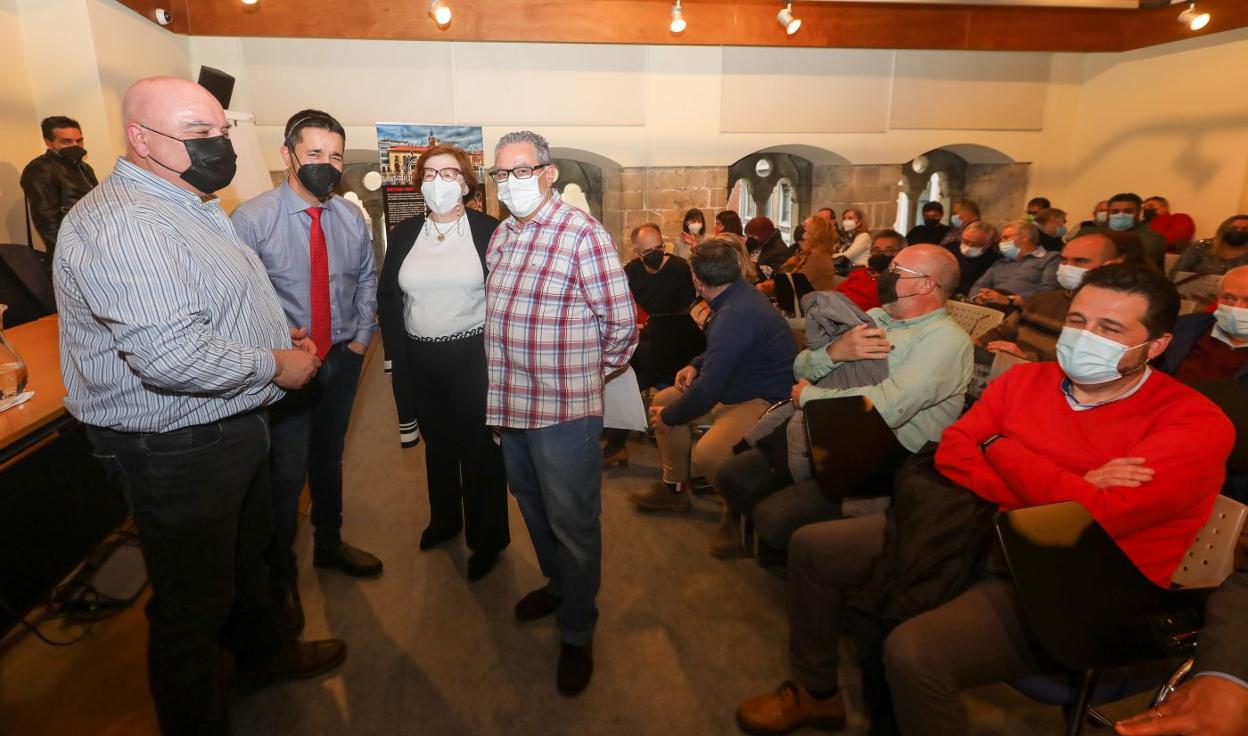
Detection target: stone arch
<box><xmin>727</xmin><ymin>150</ymin><xmax>814</xmax><ymax>234</ymax></box>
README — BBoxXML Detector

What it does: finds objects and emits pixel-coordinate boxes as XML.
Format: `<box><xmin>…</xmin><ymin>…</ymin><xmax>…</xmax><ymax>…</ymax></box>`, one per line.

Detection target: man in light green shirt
<box><xmin>713</xmin><ymin>245</ymin><xmax>972</xmax><ymax>555</ymax></box>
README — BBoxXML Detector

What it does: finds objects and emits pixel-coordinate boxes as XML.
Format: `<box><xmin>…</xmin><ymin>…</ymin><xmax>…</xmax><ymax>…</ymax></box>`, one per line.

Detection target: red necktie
<box><xmin>306</xmin><ymin>207</ymin><xmax>331</xmax><ymax>360</ymax></box>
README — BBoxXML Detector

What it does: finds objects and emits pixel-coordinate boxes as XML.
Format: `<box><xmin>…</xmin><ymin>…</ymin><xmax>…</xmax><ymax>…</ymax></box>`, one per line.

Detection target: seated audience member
<box><xmin>940</xmin><ymin>199</ymin><xmax>984</xmax><ymax>249</ymax></box>
<box><xmin>836</xmin><ymin>230</ymin><xmax>906</xmax><ymax>312</ymax></box>
<box><xmin>835</xmin><ymin>207</ymin><xmax>872</xmax><ymax>267</ymax></box>
<box><xmin>629</xmin><ymin>236</ymin><xmax>796</xmax><ymax>513</ymax></box>
<box><xmin>735</xmin><ymin>265</ymin><xmax>1233</xmax><ymax>736</ymax></box>
<box><xmin>715</xmin><ymin>209</ymin><xmax>744</xmax><ymax>237</ymax></box>
<box><xmin>1115</xmin><ymin>571</ymin><xmax>1248</xmax><ymax>736</ymax></box>
<box><xmin>714</xmin><ymin>245</ymin><xmax>971</xmax><ymax>555</ymax></box>
<box><xmin>1154</xmin><ymin>265</ymin><xmax>1248</xmax><ymax>387</ymax></box>
<box><xmin>1144</xmin><ymin>195</ymin><xmax>1197</xmax><ymax>252</ymax></box>
<box><xmin>980</xmin><ymin>233</ymin><xmax>1121</xmax><ymax>361</ymax></box>
<box><xmin>907</xmin><ymin>201</ymin><xmax>951</xmax><ymax>246</ymax></box>
<box><xmin>1104</xmin><ymin>192</ymin><xmax>1166</xmax><ymax>270</ymax></box>
<box><xmin>1106</xmin><ymin>231</ymin><xmax>1161</xmax><ymax>274</ymax></box>
<box><xmin>744</xmin><ymin>216</ymin><xmax>792</xmax><ymax>281</ymax></box>
<box><xmin>1170</xmin><ymin>215</ymin><xmax>1248</xmax><ymax>277</ymax></box>
<box><xmin>782</xmin><ymin>215</ymin><xmax>840</xmax><ymax>292</ymax></box>
<box><xmin>1034</xmin><ymin>207</ymin><xmax>1067</xmax><ymax>250</ymax></box>
<box><xmin>677</xmin><ymin>207</ymin><xmax>707</xmax><ymax>258</ymax></box>
<box><xmin>789</xmin><ymin>207</ymin><xmax>835</xmax><ymax>252</ymax></box>
<box><xmin>947</xmin><ymin>220</ymin><xmax>1000</xmax><ymax>297</ymax></box>
<box><xmin>1025</xmin><ymin>196</ymin><xmax>1051</xmax><ymax>219</ymax></box>
<box><xmin>603</xmin><ymin>223</ymin><xmax>702</xmax><ymax>466</ymax></box>
<box><xmin>971</xmin><ymin>219</ymin><xmax>1060</xmax><ymax>307</ymax></box>
<box><xmin>1074</xmin><ymin>199</ymin><xmax>1111</xmax><ymax>238</ymax></box>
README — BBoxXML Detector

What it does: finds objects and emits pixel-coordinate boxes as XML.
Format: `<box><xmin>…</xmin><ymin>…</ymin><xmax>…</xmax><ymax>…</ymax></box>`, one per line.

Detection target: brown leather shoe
<box><xmin>629</xmin><ymin>481</ymin><xmax>692</xmax><ymax>512</ymax></box>
<box><xmin>234</xmin><ymin>639</ymin><xmax>347</xmax><ymax>696</ymax></box>
<box><xmin>736</xmin><ymin>681</ymin><xmax>846</xmax><ymax>735</ymax></box>
<box><xmin>313</xmin><ymin>541</ymin><xmax>383</xmax><ymax>578</ymax></box>
<box><xmin>603</xmin><ymin>445</ymin><xmax>629</xmax><ymax>468</ymax></box>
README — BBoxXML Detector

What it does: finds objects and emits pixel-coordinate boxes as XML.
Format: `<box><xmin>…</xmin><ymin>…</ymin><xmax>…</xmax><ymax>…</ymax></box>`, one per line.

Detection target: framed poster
<box><xmin>375</xmin><ymin>123</ymin><xmax>486</xmax><ymax>230</ymax></box>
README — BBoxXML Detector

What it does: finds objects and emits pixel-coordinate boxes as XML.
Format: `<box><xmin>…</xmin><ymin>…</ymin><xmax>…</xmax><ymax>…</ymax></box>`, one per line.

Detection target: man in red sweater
<box><xmin>882</xmin><ymin>264</ymin><xmax>1233</xmax><ymax>735</ymax></box>
<box><xmin>1144</xmin><ymin>195</ymin><xmax>1197</xmax><ymax>252</ymax></box>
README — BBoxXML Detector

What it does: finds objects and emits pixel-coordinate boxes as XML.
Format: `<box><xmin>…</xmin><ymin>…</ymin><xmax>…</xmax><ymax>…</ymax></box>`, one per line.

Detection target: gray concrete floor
<box><xmin>230</xmin><ymin>352</ymin><xmax>1145</xmax><ymax>735</ymax></box>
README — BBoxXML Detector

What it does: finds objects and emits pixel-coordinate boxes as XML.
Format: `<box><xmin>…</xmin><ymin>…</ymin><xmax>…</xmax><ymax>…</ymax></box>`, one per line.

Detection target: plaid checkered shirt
<box><xmin>484</xmin><ymin>192</ymin><xmax>638</xmax><ymax>429</ymax></box>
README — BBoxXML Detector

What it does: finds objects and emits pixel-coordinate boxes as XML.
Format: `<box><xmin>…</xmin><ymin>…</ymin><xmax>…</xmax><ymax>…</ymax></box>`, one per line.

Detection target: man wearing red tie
<box><xmin>233</xmin><ymin>110</ymin><xmax>381</xmax><ymax>636</ymax></box>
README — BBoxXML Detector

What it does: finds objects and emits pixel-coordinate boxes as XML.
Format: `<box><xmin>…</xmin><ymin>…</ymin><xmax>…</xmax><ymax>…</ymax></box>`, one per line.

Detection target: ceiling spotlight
<box><xmin>669</xmin><ymin>0</ymin><xmax>686</xmax><ymax>33</ymax></box>
<box><xmin>777</xmin><ymin>3</ymin><xmax>800</xmax><ymax>35</ymax></box>
<box><xmin>1177</xmin><ymin>3</ymin><xmax>1210</xmax><ymax>31</ymax></box>
<box><xmin>430</xmin><ymin>0</ymin><xmax>452</xmax><ymax>26</ymax></box>
<box><xmin>241</xmin><ymin>0</ymin><xmax>258</xmax><ymax>5</ymax></box>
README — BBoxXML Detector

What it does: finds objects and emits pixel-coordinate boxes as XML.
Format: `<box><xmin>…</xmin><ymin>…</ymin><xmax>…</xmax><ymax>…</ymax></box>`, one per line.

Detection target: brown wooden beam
<box><xmin>113</xmin><ymin>0</ymin><xmax>1246</xmax><ymax>53</ymax></box>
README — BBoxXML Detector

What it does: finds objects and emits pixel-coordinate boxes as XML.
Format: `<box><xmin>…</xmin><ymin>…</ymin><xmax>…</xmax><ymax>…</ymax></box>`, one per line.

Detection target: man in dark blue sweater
<box><xmin>629</xmin><ymin>235</ymin><xmax>797</xmax><ymax>520</ymax></box>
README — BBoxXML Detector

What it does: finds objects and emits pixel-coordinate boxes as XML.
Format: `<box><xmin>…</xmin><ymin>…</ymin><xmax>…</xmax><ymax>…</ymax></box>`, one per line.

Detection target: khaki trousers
<box><xmin>651</xmin><ymin>386</ymin><xmax>770</xmax><ymax>487</ymax></box>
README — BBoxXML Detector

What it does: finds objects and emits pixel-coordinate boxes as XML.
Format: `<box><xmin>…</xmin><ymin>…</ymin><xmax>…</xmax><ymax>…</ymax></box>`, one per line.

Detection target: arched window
<box><xmin>920</xmin><ymin>172</ymin><xmax>950</xmax><ymax>226</ymax></box>
<box><xmin>730</xmin><ymin>178</ymin><xmax>757</xmax><ymax>220</ymax></box>
<box><xmin>769</xmin><ymin>178</ymin><xmax>798</xmax><ymax>243</ymax></box>
<box><xmin>561</xmin><ymin>183</ymin><xmax>591</xmax><ymax>215</ymax></box>
<box><xmin>894</xmin><ymin>191</ymin><xmax>911</xmax><ymax>233</ymax></box>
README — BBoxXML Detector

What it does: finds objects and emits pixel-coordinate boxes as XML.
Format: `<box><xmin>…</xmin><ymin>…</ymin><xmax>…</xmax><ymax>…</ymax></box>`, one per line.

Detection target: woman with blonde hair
<box><xmin>788</xmin><ymin>215</ymin><xmax>841</xmax><ymax>291</ymax></box>
<box><xmin>1170</xmin><ymin>214</ymin><xmax>1248</xmax><ymax>277</ymax></box>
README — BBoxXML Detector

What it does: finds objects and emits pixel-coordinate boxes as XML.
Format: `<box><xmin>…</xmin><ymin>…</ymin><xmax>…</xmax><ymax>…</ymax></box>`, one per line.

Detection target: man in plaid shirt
<box><xmin>484</xmin><ymin>130</ymin><xmax>637</xmax><ymax>696</ymax></box>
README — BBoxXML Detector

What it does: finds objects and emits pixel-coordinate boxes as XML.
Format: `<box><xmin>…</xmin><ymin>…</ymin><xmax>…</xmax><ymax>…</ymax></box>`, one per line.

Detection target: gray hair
<box><xmin>1003</xmin><ymin>219</ymin><xmax>1040</xmax><ymax>245</ymax></box>
<box><xmin>963</xmin><ymin>220</ymin><xmax>998</xmax><ymax>241</ymax></box>
<box><xmin>495</xmin><ymin>130</ymin><xmax>552</xmax><ymax>165</ymax></box>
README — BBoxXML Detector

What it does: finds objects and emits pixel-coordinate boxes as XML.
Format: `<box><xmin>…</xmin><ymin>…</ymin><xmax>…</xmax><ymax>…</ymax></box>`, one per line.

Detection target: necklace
<box><xmin>426</xmin><ymin>212</ymin><xmax>464</xmax><ymax>242</ymax></box>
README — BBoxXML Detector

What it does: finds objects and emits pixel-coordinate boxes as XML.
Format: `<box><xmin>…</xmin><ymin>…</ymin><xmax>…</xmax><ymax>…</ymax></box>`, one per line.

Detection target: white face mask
<box><xmin>497</xmin><ymin>173</ymin><xmax>546</xmax><ymax>218</ymax></box>
<box><xmin>999</xmin><ymin>240</ymin><xmax>1020</xmax><ymax>260</ymax></box>
<box><xmin>1215</xmin><ymin>304</ymin><xmax>1248</xmax><ymax>339</ymax></box>
<box><xmin>1094</xmin><ymin>211</ymin><xmax>1109</xmax><ymax>225</ymax></box>
<box><xmin>842</xmin><ymin>218</ymin><xmax>858</xmax><ymax>233</ymax></box>
<box><xmin>1056</xmin><ymin>264</ymin><xmax>1088</xmax><ymax>291</ymax></box>
<box><xmin>960</xmin><ymin>244</ymin><xmax>985</xmax><ymax>258</ymax></box>
<box><xmin>420</xmin><ymin>176</ymin><xmax>464</xmax><ymax>216</ymax></box>
<box><xmin>687</xmin><ymin>222</ymin><xmax>702</xmax><ymax>235</ymax></box>
<box><xmin>1056</xmin><ymin>326</ymin><xmax>1149</xmax><ymax>386</ymax></box>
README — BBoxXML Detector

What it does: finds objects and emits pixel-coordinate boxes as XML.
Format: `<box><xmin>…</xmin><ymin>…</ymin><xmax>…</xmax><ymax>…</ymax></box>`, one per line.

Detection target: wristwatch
<box><xmin>980</xmin><ymin>433</ymin><xmax>1005</xmax><ymax>453</ymax></box>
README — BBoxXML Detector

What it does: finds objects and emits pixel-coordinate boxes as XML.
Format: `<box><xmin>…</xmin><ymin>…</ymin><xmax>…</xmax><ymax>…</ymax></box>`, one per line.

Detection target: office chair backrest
<box><xmin>0</xmin><ymin>244</ymin><xmax>55</xmax><ymax>328</ymax></box>
<box><xmin>1170</xmin><ymin>495</ymin><xmax>1247</xmax><ymax>589</ymax></box>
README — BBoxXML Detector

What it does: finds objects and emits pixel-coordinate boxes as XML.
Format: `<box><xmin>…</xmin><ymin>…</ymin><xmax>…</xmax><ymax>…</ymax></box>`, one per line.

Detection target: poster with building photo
<box><xmin>375</xmin><ymin>123</ymin><xmax>486</xmax><ymax>230</ymax></box>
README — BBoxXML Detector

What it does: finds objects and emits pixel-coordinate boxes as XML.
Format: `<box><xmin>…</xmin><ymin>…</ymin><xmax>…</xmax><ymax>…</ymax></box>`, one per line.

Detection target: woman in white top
<box><xmin>376</xmin><ymin>144</ymin><xmax>509</xmax><ymax>582</ymax></box>
<box><xmin>836</xmin><ymin>206</ymin><xmax>872</xmax><ymax>267</ymax></box>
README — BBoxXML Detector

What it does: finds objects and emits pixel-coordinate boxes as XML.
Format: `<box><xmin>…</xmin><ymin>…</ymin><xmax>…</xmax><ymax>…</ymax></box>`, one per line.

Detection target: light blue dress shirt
<box><xmin>971</xmin><ymin>246</ymin><xmax>1060</xmax><ymax>298</ymax></box>
<box><xmin>231</xmin><ymin>182</ymin><xmax>378</xmax><ymax>347</ymax></box>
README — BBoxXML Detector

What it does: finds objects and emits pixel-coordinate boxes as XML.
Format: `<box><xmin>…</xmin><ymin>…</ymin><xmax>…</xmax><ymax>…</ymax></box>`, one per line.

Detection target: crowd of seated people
<box><xmin>603</xmin><ymin>189</ymin><xmax>1248</xmax><ymax>735</ymax></box>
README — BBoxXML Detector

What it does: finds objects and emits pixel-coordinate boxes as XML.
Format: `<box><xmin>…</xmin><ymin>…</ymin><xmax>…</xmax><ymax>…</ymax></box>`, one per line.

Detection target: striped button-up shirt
<box><xmin>484</xmin><ymin>191</ymin><xmax>637</xmax><ymax>429</ymax></box>
<box><xmin>53</xmin><ymin>157</ymin><xmax>291</xmax><ymax>432</ymax></box>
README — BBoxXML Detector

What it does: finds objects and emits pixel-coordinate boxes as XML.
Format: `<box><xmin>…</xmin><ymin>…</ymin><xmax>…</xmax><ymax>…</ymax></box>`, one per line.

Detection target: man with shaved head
<box><xmin>734</xmin><ymin>244</ymin><xmax>974</xmax><ymax>732</ymax></box>
<box><xmin>53</xmin><ymin>77</ymin><xmax>344</xmax><ymax>734</ymax></box>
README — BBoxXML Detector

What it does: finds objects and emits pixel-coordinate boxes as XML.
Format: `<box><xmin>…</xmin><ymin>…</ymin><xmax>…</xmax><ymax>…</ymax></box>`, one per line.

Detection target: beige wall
<box><xmin>0</xmin><ymin>0</ymin><xmax>42</xmax><ymax>244</ymax></box>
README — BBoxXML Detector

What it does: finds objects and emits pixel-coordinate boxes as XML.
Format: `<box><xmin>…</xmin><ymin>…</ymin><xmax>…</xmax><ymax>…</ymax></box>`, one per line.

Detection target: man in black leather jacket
<box><xmin>20</xmin><ymin>116</ymin><xmax>98</xmax><ymax>257</ymax></box>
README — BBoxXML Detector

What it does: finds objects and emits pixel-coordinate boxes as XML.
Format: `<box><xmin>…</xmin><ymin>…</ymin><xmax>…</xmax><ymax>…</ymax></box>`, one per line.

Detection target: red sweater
<box><xmin>936</xmin><ymin>362</ymin><xmax>1232</xmax><ymax>586</ymax></box>
<box><xmin>1149</xmin><ymin>212</ymin><xmax>1197</xmax><ymax>251</ymax></box>
<box><xmin>835</xmin><ymin>267</ymin><xmax>882</xmax><ymax>312</ymax></box>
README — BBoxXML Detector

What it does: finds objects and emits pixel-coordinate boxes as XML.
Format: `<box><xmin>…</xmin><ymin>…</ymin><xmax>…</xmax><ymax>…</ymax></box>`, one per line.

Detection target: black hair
<box><xmin>683</xmin><ymin>208</ymin><xmax>706</xmax><ymax>233</ymax></box>
<box><xmin>41</xmin><ymin>116</ymin><xmax>81</xmax><ymax>141</ymax></box>
<box><xmin>690</xmin><ymin>239</ymin><xmax>743</xmax><ymax>286</ymax></box>
<box><xmin>1027</xmin><ymin>197</ymin><xmax>1051</xmax><ymax>210</ymax></box>
<box><xmin>1108</xmin><ymin>192</ymin><xmax>1144</xmax><ymax>210</ymax></box>
<box><xmin>284</xmin><ymin>109</ymin><xmax>346</xmax><ymax>147</ymax></box>
<box><xmin>921</xmin><ymin>201</ymin><xmax>944</xmax><ymax>214</ymax></box>
<box><xmin>715</xmin><ymin>210</ymin><xmax>744</xmax><ymax>236</ymax></box>
<box><xmin>1077</xmin><ymin>264</ymin><xmax>1179</xmax><ymax>339</ymax></box>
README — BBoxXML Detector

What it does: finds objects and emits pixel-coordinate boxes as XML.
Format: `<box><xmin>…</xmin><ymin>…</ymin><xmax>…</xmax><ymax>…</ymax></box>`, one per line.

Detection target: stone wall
<box><xmin>810</xmin><ymin>164</ymin><xmax>906</xmax><ymax>233</ymax></box>
<box><xmin>606</xmin><ymin>166</ymin><xmax>730</xmax><ymax>253</ymax></box>
<box><xmin>964</xmin><ymin>163</ymin><xmax>1031</xmax><ymax>230</ymax></box>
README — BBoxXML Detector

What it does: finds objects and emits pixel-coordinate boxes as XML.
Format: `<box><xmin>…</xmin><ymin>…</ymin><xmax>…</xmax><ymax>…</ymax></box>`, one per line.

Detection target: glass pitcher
<box><xmin>0</xmin><ymin>304</ymin><xmax>30</xmax><ymax>399</ymax></box>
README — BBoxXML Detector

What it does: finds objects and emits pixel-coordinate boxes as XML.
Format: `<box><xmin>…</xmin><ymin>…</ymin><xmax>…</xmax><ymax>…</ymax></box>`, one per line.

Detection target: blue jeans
<box><xmin>501</xmin><ymin>416</ymin><xmax>604</xmax><ymax>646</ymax></box>
<box><xmin>268</xmin><ymin>342</ymin><xmax>365</xmax><ymax>582</ymax></box>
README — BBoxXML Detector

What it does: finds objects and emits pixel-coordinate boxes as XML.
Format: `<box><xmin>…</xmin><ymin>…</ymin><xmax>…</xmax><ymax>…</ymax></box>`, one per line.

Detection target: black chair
<box><xmin>1188</xmin><ymin>379</ymin><xmax>1248</xmax><ymax>476</ymax></box>
<box><xmin>995</xmin><ymin>502</ymin><xmax>1219</xmax><ymax>735</ymax></box>
<box><xmin>772</xmin><ymin>271</ymin><xmax>814</xmax><ymax>318</ymax></box>
<box><xmin>0</xmin><ymin>244</ymin><xmax>56</xmax><ymax>328</ymax></box>
<box><xmin>803</xmin><ymin>395</ymin><xmax>908</xmax><ymax>501</ymax></box>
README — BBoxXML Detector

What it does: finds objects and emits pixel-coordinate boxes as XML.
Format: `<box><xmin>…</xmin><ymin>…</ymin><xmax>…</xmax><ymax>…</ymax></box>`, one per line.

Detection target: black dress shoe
<box><xmin>313</xmin><ymin>541</ymin><xmax>383</xmax><ymax>578</ymax></box>
<box><xmin>234</xmin><ymin>639</ymin><xmax>347</xmax><ymax>696</ymax></box>
<box><xmin>270</xmin><ymin>581</ymin><xmax>305</xmax><ymax>638</ymax></box>
<box><xmin>419</xmin><ymin>524</ymin><xmax>462</xmax><ymax>551</ymax></box>
<box><xmin>514</xmin><ymin>587</ymin><xmax>561</xmax><ymax>622</ymax></box>
<box><xmin>557</xmin><ymin>641</ymin><xmax>593</xmax><ymax>696</ymax></box>
<box><xmin>467</xmin><ymin>549</ymin><xmax>502</xmax><ymax>582</ymax></box>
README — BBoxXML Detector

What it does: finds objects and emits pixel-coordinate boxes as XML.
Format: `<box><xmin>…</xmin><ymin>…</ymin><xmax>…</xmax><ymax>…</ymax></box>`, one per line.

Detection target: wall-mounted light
<box><xmin>669</xmin><ymin>0</ymin><xmax>686</xmax><ymax>33</ymax></box>
<box><xmin>776</xmin><ymin>2</ymin><xmax>800</xmax><ymax>36</ymax></box>
<box><xmin>1177</xmin><ymin>3</ymin><xmax>1210</xmax><ymax>31</ymax></box>
<box><xmin>430</xmin><ymin>0</ymin><xmax>452</xmax><ymax>27</ymax></box>
<box><xmin>241</xmin><ymin>0</ymin><xmax>258</xmax><ymax>5</ymax></box>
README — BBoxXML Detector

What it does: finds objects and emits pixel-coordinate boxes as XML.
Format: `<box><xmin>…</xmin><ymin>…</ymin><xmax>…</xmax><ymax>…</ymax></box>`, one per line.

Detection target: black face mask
<box><xmin>1142</xmin><ymin>209</ymin><xmax>1158</xmax><ymax>222</ymax></box>
<box><xmin>923</xmin><ymin>217</ymin><xmax>941</xmax><ymax>228</ymax></box>
<box><xmin>140</xmin><ymin>124</ymin><xmax>237</xmax><ymax>194</ymax></box>
<box><xmin>868</xmin><ymin>254</ymin><xmax>894</xmax><ymax>273</ymax></box>
<box><xmin>296</xmin><ymin>163</ymin><xmax>342</xmax><ymax>201</ymax></box>
<box><xmin>58</xmin><ymin>146</ymin><xmax>87</xmax><ymax>164</ymax></box>
<box><xmin>745</xmin><ymin>237</ymin><xmax>761</xmax><ymax>252</ymax></box>
<box><xmin>641</xmin><ymin>250</ymin><xmax>665</xmax><ymax>269</ymax></box>
<box><xmin>876</xmin><ymin>271</ymin><xmax>902</xmax><ymax>305</ymax></box>
<box><xmin>1224</xmin><ymin>230</ymin><xmax>1248</xmax><ymax>247</ymax></box>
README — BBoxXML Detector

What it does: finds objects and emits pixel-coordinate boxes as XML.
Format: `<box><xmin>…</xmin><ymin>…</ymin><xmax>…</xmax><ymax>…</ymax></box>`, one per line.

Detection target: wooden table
<box><xmin>0</xmin><ymin>315</ymin><xmax>67</xmax><ymax>463</ymax></box>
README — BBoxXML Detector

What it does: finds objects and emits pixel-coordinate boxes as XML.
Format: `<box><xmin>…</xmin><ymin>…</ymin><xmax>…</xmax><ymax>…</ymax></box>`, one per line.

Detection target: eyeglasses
<box><xmin>488</xmin><ymin>164</ymin><xmax>549</xmax><ymax>183</ymax></box>
<box><xmin>421</xmin><ymin>167</ymin><xmax>463</xmax><ymax>182</ymax></box>
<box><xmin>887</xmin><ymin>262</ymin><xmax>929</xmax><ymax>279</ymax></box>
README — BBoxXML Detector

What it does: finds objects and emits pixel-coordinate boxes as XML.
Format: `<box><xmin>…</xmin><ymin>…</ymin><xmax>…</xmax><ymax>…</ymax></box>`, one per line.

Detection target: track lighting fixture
<box><xmin>776</xmin><ymin>2</ymin><xmax>800</xmax><ymax>36</ymax></box>
<box><xmin>1177</xmin><ymin>3</ymin><xmax>1210</xmax><ymax>31</ymax></box>
<box><xmin>241</xmin><ymin>0</ymin><xmax>258</xmax><ymax>5</ymax></box>
<box><xmin>430</xmin><ymin>0</ymin><xmax>452</xmax><ymax>27</ymax></box>
<box><xmin>669</xmin><ymin>0</ymin><xmax>686</xmax><ymax>33</ymax></box>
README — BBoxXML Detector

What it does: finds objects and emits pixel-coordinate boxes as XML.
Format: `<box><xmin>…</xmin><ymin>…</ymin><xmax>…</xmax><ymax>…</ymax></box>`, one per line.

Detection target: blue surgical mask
<box><xmin>1055</xmin><ymin>224</ymin><xmax>1068</xmax><ymax>238</ymax></box>
<box><xmin>998</xmin><ymin>240</ymin><xmax>1020</xmax><ymax>260</ymax></box>
<box><xmin>951</xmin><ymin>214</ymin><xmax>962</xmax><ymax>228</ymax></box>
<box><xmin>1056</xmin><ymin>264</ymin><xmax>1087</xmax><ymax>291</ymax></box>
<box><xmin>1108</xmin><ymin>213</ymin><xmax>1135</xmax><ymax>232</ymax></box>
<box><xmin>1215</xmin><ymin>304</ymin><xmax>1248</xmax><ymax>339</ymax></box>
<box><xmin>1056</xmin><ymin>327</ymin><xmax>1149</xmax><ymax>385</ymax></box>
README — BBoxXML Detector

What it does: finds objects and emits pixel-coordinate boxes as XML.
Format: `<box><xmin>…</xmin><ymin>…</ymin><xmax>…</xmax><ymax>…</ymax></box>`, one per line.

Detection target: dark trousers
<box><xmin>501</xmin><ymin>416</ymin><xmax>603</xmax><ymax>646</ymax></box>
<box><xmin>87</xmin><ymin>411</ymin><xmax>284</xmax><ymax>736</ymax></box>
<box><xmin>718</xmin><ymin>448</ymin><xmax>843</xmax><ymax>549</ymax></box>
<box><xmin>407</xmin><ymin>332</ymin><xmax>509</xmax><ymax>552</ymax></box>
<box><xmin>268</xmin><ymin>342</ymin><xmax>364</xmax><ymax>582</ymax></box>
